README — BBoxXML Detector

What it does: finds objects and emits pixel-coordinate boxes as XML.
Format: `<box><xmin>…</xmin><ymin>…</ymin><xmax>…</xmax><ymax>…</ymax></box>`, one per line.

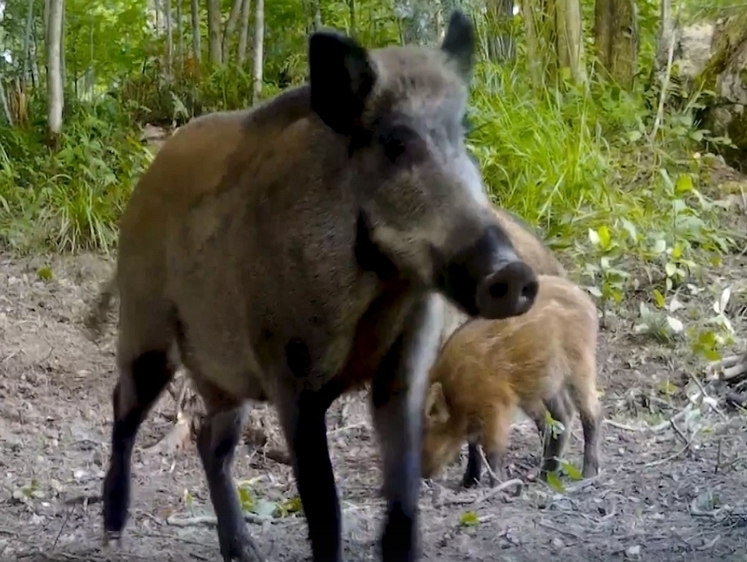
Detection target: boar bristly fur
<box><xmin>422</xmin><ymin>274</ymin><xmax>602</xmax><ymax>489</ymax></box>
<box><xmin>88</xmin><ymin>11</ymin><xmax>540</xmax><ymax>562</ymax></box>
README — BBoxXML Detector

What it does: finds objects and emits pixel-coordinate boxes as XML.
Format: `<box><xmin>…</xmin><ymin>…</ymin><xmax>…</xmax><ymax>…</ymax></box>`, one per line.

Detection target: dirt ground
<box><xmin>2</xmin><ymin>173</ymin><xmax>747</xmax><ymax>561</ymax></box>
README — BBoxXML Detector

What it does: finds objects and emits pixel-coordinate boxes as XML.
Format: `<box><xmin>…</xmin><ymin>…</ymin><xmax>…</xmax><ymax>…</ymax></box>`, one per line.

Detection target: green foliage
<box><xmin>0</xmin><ymin>0</ymin><xmax>742</xmax><ymax>382</ymax></box>
<box><xmin>0</xmin><ymin>104</ymin><xmax>149</xmax><ymax>253</ymax></box>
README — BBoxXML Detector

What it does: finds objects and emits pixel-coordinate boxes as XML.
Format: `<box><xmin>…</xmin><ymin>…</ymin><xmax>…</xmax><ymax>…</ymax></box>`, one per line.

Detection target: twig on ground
<box><xmin>646</xmin><ymin>427</ymin><xmax>700</xmax><ymax>468</ymax></box>
<box><xmin>687</xmin><ymin>372</ymin><xmax>727</xmax><ymax>421</ymax></box>
<box><xmin>537</xmin><ymin>519</ymin><xmax>584</xmax><ymax>542</ymax></box>
<box><xmin>715</xmin><ymin>437</ymin><xmax>722</xmax><ymax>475</ymax></box>
<box><xmin>166</xmin><ymin>513</ymin><xmax>286</xmax><ymax>527</ymax></box>
<box><xmin>63</xmin><ymin>493</ymin><xmax>101</xmax><ymax>506</ymax></box>
<box><xmin>603</xmin><ymin>419</ymin><xmax>645</xmax><ymax>431</ymax></box>
<box><xmin>709</xmin><ymin>354</ymin><xmax>747</xmax><ymax>382</ymax></box>
<box><xmin>669</xmin><ymin>418</ymin><xmax>688</xmax><ymax>445</ymax></box>
<box><xmin>52</xmin><ymin>506</ymin><xmax>74</xmax><ymax>550</ymax></box>
<box><xmin>474</xmin><ymin>447</ymin><xmax>523</xmax><ymax>499</ymax></box>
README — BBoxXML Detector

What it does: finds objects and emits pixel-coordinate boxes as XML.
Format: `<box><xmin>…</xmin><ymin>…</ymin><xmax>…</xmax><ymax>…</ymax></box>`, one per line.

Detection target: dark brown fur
<box><xmin>88</xmin><ymin>13</ymin><xmax>540</xmax><ymax>562</ymax></box>
<box><xmin>422</xmin><ymin>274</ymin><xmax>603</xmax><ymax>488</ymax></box>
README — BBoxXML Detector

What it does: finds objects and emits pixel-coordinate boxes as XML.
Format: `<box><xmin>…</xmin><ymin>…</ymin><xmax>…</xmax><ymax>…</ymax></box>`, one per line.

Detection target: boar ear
<box><xmin>425</xmin><ymin>382</ymin><xmax>450</xmax><ymax>424</ymax></box>
<box><xmin>440</xmin><ymin>10</ymin><xmax>475</xmax><ymax>84</ymax></box>
<box><xmin>308</xmin><ymin>30</ymin><xmax>376</xmax><ymax>136</ymax></box>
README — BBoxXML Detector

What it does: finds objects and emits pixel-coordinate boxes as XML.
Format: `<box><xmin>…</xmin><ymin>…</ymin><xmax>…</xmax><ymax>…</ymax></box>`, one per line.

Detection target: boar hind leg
<box><xmin>194</xmin><ymin>381</ymin><xmax>262</xmax><ymax>562</ymax></box>
<box><xmin>480</xmin><ymin>405</ymin><xmax>513</xmax><ymax>487</ymax></box>
<box><xmin>462</xmin><ymin>441</ymin><xmax>483</xmax><ymax>488</ymax></box>
<box><xmin>568</xmin><ymin>365</ymin><xmax>603</xmax><ymax>478</ymax></box>
<box><xmin>103</xmin><ymin>349</ymin><xmax>175</xmax><ymax>543</ymax></box>
<box><xmin>535</xmin><ymin>393</ymin><xmax>572</xmax><ymax>479</ymax></box>
<box><xmin>371</xmin><ymin>294</ymin><xmax>442</xmax><ymax>562</ymax></box>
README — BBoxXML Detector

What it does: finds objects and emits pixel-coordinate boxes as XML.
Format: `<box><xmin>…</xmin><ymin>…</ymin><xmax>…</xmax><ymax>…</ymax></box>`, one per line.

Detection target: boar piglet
<box><xmin>423</xmin><ymin>274</ymin><xmax>602</xmax><ymax>488</ymax></box>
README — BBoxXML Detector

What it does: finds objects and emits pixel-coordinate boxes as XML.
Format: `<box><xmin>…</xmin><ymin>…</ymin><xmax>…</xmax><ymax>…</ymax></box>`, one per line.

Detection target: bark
<box><xmin>252</xmin><ymin>0</ymin><xmax>263</xmax><ymax>102</ymax></box>
<box><xmin>556</xmin><ymin>0</ymin><xmax>586</xmax><ymax>83</ymax></box>
<box><xmin>46</xmin><ymin>0</ymin><xmax>64</xmax><ymax>138</ymax></box>
<box><xmin>22</xmin><ymin>0</ymin><xmax>35</xmax><ymax>88</ymax></box>
<box><xmin>0</xmin><ymin>78</ymin><xmax>13</xmax><ymax>127</ymax></box>
<box><xmin>176</xmin><ymin>0</ymin><xmax>184</xmax><ymax>71</ymax></box>
<box><xmin>594</xmin><ymin>0</ymin><xmax>638</xmax><ymax>89</ymax></box>
<box><xmin>222</xmin><ymin>0</ymin><xmax>243</xmax><ymax>63</ymax></box>
<box><xmin>395</xmin><ymin>0</ymin><xmax>438</xmax><ymax>45</ymax></box>
<box><xmin>165</xmin><ymin>0</ymin><xmax>174</xmax><ymax>79</ymax></box>
<box><xmin>237</xmin><ymin>0</ymin><xmax>251</xmax><ymax>65</ymax></box>
<box><xmin>191</xmin><ymin>0</ymin><xmax>201</xmax><ymax>62</ymax></box>
<box><xmin>207</xmin><ymin>0</ymin><xmax>222</xmax><ymax>64</ymax></box>
<box><xmin>311</xmin><ymin>0</ymin><xmax>322</xmax><ymax>31</ymax></box>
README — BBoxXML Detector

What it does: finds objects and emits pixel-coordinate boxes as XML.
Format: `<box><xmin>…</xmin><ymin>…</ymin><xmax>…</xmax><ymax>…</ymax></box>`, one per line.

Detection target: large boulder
<box><xmin>695</xmin><ymin>11</ymin><xmax>747</xmax><ymax>169</ymax></box>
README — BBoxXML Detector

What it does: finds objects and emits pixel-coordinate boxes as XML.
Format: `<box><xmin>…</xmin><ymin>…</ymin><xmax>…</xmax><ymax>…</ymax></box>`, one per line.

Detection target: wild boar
<box><xmin>86</xmin><ymin>11</ymin><xmax>539</xmax><ymax>562</ymax></box>
<box><xmin>422</xmin><ymin>274</ymin><xmax>602</xmax><ymax>488</ymax></box>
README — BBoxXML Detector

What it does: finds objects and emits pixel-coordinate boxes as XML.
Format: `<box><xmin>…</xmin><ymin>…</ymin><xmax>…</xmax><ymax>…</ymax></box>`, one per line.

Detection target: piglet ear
<box><xmin>425</xmin><ymin>382</ymin><xmax>451</xmax><ymax>424</ymax></box>
<box><xmin>440</xmin><ymin>10</ymin><xmax>475</xmax><ymax>84</ymax></box>
<box><xmin>308</xmin><ymin>30</ymin><xmax>377</xmax><ymax>135</ymax></box>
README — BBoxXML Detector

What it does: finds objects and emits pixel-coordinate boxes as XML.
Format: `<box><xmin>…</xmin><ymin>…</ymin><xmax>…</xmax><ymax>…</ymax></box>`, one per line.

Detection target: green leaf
<box><xmin>251</xmin><ymin>499</ymin><xmax>278</xmax><ymax>519</ymax></box>
<box><xmin>237</xmin><ymin>485</ymin><xmax>254</xmax><ymax>511</ymax></box>
<box><xmin>37</xmin><ymin>266</ymin><xmax>53</xmax><ymax>281</ymax></box>
<box><xmin>459</xmin><ymin>511</ymin><xmax>479</xmax><ymax>527</ymax></box>
<box><xmin>560</xmin><ymin>460</ymin><xmax>583</xmax><ymax>481</ymax></box>
<box><xmin>652</xmin><ymin>289</ymin><xmax>665</xmax><ymax>309</ymax></box>
<box><xmin>675</xmin><ymin>174</ymin><xmax>694</xmax><ymax>194</ymax></box>
<box><xmin>545</xmin><ymin>471</ymin><xmax>565</xmax><ymax>493</ymax></box>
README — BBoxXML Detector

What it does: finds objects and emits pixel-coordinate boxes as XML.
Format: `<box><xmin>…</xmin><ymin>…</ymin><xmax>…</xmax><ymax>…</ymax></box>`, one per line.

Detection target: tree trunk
<box><xmin>237</xmin><ymin>0</ymin><xmax>251</xmax><ymax>65</ymax></box>
<box><xmin>252</xmin><ymin>0</ymin><xmax>263</xmax><ymax>103</ymax></box>
<box><xmin>486</xmin><ymin>0</ymin><xmax>516</xmax><ymax>61</ymax></box>
<box><xmin>594</xmin><ymin>0</ymin><xmax>638</xmax><ymax>89</ymax></box>
<box><xmin>555</xmin><ymin>0</ymin><xmax>586</xmax><ymax>83</ymax></box>
<box><xmin>395</xmin><ymin>0</ymin><xmax>438</xmax><ymax>45</ymax></box>
<box><xmin>207</xmin><ymin>0</ymin><xmax>222</xmax><ymax>65</ymax></box>
<box><xmin>46</xmin><ymin>0</ymin><xmax>64</xmax><ymax>139</ymax></box>
<box><xmin>22</xmin><ymin>0</ymin><xmax>35</xmax><ymax>89</ymax></box>
<box><xmin>311</xmin><ymin>0</ymin><xmax>322</xmax><ymax>31</ymax></box>
<box><xmin>222</xmin><ymin>0</ymin><xmax>243</xmax><ymax>63</ymax></box>
<box><xmin>0</xmin><ymin>78</ymin><xmax>13</xmax><ymax>127</ymax></box>
<box><xmin>191</xmin><ymin>0</ymin><xmax>201</xmax><ymax>62</ymax></box>
<box><xmin>176</xmin><ymin>0</ymin><xmax>184</xmax><ymax>71</ymax></box>
<box><xmin>165</xmin><ymin>0</ymin><xmax>174</xmax><ymax>79</ymax></box>
<box><xmin>60</xmin><ymin>0</ymin><xmax>66</xmax><ymax>99</ymax></box>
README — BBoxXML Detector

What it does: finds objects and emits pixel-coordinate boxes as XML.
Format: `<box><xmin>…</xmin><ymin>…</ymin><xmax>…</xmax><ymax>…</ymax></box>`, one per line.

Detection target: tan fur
<box><xmin>423</xmin><ymin>274</ymin><xmax>603</xmax><ymax>484</ymax></box>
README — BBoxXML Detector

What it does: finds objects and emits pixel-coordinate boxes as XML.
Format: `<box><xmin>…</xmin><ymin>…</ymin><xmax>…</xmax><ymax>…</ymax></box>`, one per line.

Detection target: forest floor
<box><xmin>1</xmin><ymin>162</ymin><xmax>747</xmax><ymax>562</ymax></box>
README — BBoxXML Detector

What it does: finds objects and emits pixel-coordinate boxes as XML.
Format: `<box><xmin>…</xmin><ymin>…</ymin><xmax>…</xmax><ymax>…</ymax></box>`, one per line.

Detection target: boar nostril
<box><xmin>522</xmin><ymin>279</ymin><xmax>539</xmax><ymax>301</ymax></box>
<box><xmin>488</xmin><ymin>281</ymin><xmax>508</xmax><ymax>300</ymax></box>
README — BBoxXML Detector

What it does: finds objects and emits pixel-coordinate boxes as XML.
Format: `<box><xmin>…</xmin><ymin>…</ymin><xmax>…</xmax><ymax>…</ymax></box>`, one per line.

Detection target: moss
<box><xmin>726</xmin><ymin>107</ymin><xmax>747</xmax><ymax>150</ymax></box>
<box><xmin>696</xmin><ymin>10</ymin><xmax>747</xmax><ymax>92</ymax></box>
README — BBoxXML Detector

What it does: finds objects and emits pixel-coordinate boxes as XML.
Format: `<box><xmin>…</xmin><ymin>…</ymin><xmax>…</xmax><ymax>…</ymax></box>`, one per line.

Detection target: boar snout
<box><xmin>436</xmin><ymin>223</ymin><xmax>538</xmax><ymax>320</ymax></box>
<box><xmin>476</xmin><ymin>259</ymin><xmax>538</xmax><ymax>319</ymax></box>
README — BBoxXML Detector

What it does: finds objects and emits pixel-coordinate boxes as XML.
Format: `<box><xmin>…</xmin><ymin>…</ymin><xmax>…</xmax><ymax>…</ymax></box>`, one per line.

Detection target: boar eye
<box><xmin>379</xmin><ymin>125</ymin><xmax>416</xmax><ymax>163</ymax></box>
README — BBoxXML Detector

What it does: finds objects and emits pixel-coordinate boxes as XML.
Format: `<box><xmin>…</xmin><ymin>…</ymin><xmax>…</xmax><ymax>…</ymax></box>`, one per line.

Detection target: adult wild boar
<box><xmin>87</xmin><ymin>11</ymin><xmax>538</xmax><ymax>562</ymax></box>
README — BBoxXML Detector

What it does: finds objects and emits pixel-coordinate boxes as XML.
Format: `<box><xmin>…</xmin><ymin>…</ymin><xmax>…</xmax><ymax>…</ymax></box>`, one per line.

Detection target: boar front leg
<box><xmin>370</xmin><ymin>293</ymin><xmax>443</xmax><ymax>562</ymax></box>
<box><xmin>275</xmin><ymin>366</ymin><xmax>346</xmax><ymax>562</ymax></box>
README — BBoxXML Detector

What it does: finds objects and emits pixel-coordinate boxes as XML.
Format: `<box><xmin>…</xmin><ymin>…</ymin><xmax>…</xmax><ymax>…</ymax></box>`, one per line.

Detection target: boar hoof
<box><xmin>102</xmin><ymin>529</ymin><xmax>124</xmax><ymax>549</ymax></box>
<box><xmin>220</xmin><ymin>534</ymin><xmax>264</xmax><ymax>562</ymax></box>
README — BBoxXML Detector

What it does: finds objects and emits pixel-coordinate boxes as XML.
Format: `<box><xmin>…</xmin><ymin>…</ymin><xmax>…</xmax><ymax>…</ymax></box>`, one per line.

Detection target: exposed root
<box><xmin>709</xmin><ymin>353</ymin><xmax>747</xmax><ymax>383</ymax></box>
<box><xmin>147</xmin><ymin>372</ymin><xmax>199</xmax><ymax>454</ymax></box>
